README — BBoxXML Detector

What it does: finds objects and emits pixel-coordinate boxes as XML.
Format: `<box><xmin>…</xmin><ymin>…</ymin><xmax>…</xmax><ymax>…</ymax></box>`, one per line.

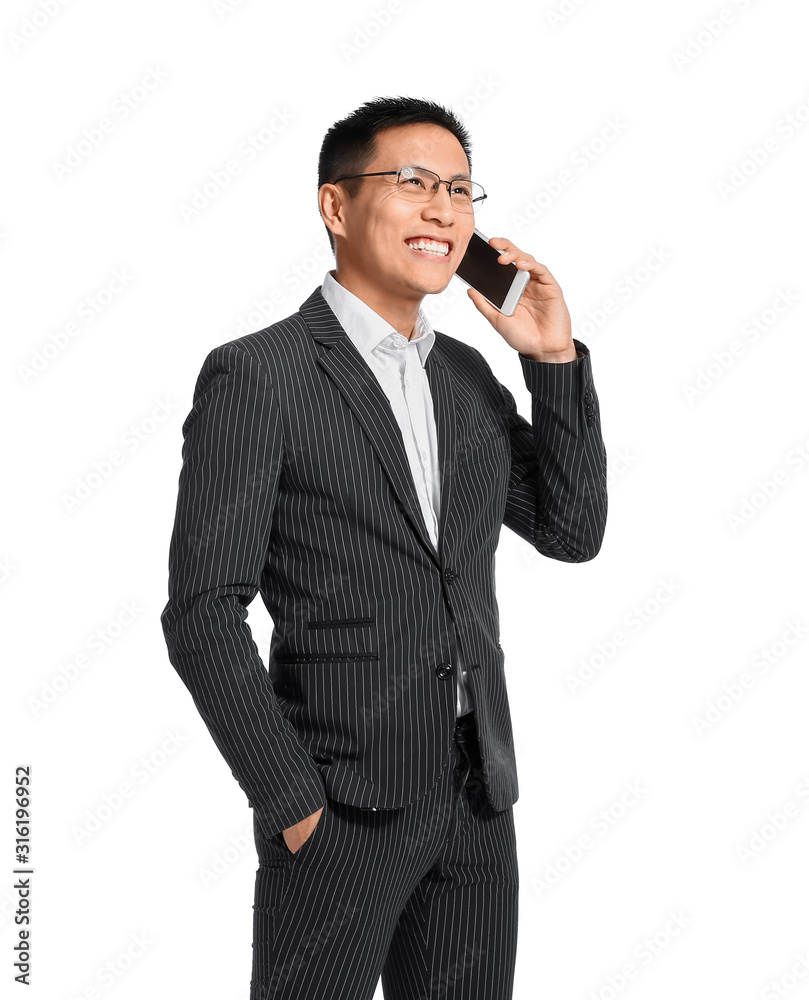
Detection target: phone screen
<box><xmin>454</xmin><ymin>231</ymin><xmax>519</xmax><ymax>310</ymax></box>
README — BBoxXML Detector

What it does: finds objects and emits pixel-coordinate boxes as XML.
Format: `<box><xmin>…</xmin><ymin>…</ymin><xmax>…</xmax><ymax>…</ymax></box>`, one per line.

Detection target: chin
<box><xmin>409</xmin><ymin>273</ymin><xmax>451</xmax><ymax>296</ymax></box>
<box><xmin>427</xmin><ymin>277</ymin><xmax>452</xmax><ymax>295</ymax></box>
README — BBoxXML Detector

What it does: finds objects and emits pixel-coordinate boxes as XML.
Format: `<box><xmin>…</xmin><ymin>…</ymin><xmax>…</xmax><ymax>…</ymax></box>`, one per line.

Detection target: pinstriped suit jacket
<box><xmin>160</xmin><ymin>286</ymin><xmax>607</xmax><ymax>840</ymax></box>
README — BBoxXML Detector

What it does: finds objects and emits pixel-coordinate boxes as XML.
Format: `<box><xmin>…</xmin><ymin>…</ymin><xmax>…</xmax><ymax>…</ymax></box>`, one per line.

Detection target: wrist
<box><xmin>521</xmin><ymin>346</ymin><xmax>578</xmax><ymax>363</ymax></box>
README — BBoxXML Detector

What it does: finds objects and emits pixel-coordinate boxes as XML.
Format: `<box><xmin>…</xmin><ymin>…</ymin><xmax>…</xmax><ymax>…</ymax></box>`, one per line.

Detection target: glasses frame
<box><xmin>330</xmin><ymin>164</ymin><xmax>487</xmax><ymax>214</ymax></box>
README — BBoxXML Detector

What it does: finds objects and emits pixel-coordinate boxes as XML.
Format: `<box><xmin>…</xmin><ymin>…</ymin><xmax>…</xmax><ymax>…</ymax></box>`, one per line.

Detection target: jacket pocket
<box><xmin>275</xmin><ymin>652</ymin><xmax>378</xmax><ymax>663</ymax></box>
<box><xmin>307</xmin><ymin>616</ymin><xmax>375</xmax><ymax>629</ymax></box>
<box><xmin>456</xmin><ymin>428</ymin><xmax>510</xmax><ymax>466</ymax></box>
<box><xmin>276</xmin><ymin>615</ymin><xmax>378</xmax><ymax>663</ymax></box>
<box><xmin>288</xmin><ymin>801</ymin><xmax>330</xmax><ymax>865</ymax></box>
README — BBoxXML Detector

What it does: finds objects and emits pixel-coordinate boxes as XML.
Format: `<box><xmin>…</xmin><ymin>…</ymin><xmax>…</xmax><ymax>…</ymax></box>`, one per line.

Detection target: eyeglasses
<box><xmin>330</xmin><ymin>164</ymin><xmax>487</xmax><ymax>215</ymax></box>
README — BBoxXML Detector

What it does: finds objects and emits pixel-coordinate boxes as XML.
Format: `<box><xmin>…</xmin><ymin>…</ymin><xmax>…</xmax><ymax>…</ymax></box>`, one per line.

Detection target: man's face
<box><xmin>326</xmin><ymin>123</ymin><xmax>477</xmax><ymax>304</ymax></box>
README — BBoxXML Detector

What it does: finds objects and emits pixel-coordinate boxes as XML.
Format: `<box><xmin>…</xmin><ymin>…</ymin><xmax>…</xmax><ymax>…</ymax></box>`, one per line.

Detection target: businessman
<box><xmin>160</xmin><ymin>96</ymin><xmax>607</xmax><ymax>999</ymax></box>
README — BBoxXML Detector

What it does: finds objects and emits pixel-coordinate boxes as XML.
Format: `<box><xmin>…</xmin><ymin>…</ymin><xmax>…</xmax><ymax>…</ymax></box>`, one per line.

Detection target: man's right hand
<box><xmin>282</xmin><ymin>806</ymin><xmax>324</xmax><ymax>854</ymax></box>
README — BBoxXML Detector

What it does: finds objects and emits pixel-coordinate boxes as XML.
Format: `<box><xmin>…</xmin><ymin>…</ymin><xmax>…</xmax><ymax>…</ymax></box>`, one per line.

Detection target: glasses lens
<box><xmin>397</xmin><ymin>167</ymin><xmax>484</xmax><ymax>214</ymax></box>
<box><xmin>457</xmin><ymin>180</ymin><xmax>486</xmax><ymax>214</ymax></box>
<box><xmin>397</xmin><ymin>166</ymin><xmax>434</xmax><ymax>199</ymax></box>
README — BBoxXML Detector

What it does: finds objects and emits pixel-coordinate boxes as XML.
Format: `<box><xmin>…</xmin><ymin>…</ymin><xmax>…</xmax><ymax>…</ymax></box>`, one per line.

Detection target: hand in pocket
<box><xmin>282</xmin><ymin>806</ymin><xmax>324</xmax><ymax>854</ymax></box>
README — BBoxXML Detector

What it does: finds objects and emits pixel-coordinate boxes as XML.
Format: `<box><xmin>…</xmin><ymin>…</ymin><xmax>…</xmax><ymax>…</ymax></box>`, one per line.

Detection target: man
<box><xmin>160</xmin><ymin>96</ymin><xmax>607</xmax><ymax>999</ymax></box>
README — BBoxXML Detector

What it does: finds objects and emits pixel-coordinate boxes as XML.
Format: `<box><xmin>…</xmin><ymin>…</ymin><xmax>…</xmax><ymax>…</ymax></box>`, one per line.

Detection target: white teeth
<box><xmin>406</xmin><ymin>239</ymin><xmax>449</xmax><ymax>256</ymax></box>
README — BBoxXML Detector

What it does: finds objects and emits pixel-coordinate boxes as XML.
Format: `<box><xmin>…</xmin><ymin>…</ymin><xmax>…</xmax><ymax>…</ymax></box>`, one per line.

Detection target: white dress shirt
<box><xmin>320</xmin><ymin>269</ymin><xmax>474</xmax><ymax>718</ymax></box>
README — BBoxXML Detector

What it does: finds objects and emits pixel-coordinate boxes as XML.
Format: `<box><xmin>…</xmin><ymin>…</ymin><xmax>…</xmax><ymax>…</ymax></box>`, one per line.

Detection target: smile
<box><xmin>405</xmin><ymin>238</ymin><xmax>450</xmax><ymax>258</ymax></box>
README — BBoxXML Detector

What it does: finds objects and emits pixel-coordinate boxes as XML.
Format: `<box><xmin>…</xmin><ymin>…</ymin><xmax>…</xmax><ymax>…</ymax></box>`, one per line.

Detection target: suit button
<box><xmin>436</xmin><ymin>662</ymin><xmax>453</xmax><ymax>680</ymax></box>
<box><xmin>444</xmin><ymin>569</ymin><xmax>457</xmax><ymax>582</ymax></box>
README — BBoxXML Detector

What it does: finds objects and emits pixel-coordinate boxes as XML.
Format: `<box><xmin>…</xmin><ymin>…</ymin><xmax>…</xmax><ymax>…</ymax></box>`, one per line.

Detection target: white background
<box><xmin>3</xmin><ymin>0</ymin><xmax>808</xmax><ymax>997</ymax></box>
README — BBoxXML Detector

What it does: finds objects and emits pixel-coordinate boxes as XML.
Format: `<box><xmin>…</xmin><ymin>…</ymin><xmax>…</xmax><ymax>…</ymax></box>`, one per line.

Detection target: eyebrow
<box><xmin>413</xmin><ymin>164</ymin><xmax>472</xmax><ymax>181</ymax></box>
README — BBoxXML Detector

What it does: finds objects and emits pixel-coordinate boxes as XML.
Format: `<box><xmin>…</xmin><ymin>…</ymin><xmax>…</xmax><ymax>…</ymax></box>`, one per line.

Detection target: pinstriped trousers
<box><xmin>249</xmin><ymin>711</ymin><xmax>519</xmax><ymax>999</ymax></box>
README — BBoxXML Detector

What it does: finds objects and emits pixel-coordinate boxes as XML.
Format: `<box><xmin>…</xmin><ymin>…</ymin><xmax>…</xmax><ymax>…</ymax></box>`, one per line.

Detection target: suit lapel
<box><xmin>299</xmin><ymin>287</ymin><xmax>457</xmax><ymax>568</ymax></box>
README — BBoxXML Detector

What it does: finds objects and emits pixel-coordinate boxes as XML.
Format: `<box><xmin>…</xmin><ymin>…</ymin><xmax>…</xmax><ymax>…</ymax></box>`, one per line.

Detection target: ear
<box><xmin>318</xmin><ymin>184</ymin><xmax>347</xmax><ymax>243</ymax></box>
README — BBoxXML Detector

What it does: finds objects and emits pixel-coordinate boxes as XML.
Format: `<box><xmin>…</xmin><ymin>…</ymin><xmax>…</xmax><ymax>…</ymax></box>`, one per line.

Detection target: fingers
<box><xmin>466</xmin><ymin>286</ymin><xmax>500</xmax><ymax>322</ymax></box>
<box><xmin>489</xmin><ymin>237</ymin><xmax>558</xmax><ymax>285</ymax></box>
<box><xmin>488</xmin><ymin>236</ymin><xmax>535</xmax><ymax>270</ymax></box>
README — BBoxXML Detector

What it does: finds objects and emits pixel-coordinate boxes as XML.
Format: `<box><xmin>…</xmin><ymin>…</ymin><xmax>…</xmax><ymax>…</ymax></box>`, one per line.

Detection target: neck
<box><xmin>330</xmin><ymin>268</ymin><xmax>420</xmax><ymax>340</ymax></box>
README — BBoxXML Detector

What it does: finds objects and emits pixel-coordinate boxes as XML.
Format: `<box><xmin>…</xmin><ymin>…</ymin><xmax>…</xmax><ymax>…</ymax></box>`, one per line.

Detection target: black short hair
<box><xmin>317</xmin><ymin>96</ymin><xmax>473</xmax><ymax>255</ymax></box>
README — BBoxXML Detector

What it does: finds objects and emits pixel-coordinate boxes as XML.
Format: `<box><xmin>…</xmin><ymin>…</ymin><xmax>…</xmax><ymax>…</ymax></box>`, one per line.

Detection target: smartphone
<box><xmin>453</xmin><ymin>228</ymin><xmax>530</xmax><ymax>316</ymax></box>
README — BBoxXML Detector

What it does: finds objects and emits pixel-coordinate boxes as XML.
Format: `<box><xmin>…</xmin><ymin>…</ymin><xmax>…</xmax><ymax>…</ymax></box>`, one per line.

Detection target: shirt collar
<box><xmin>320</xmin><ymin>270</ymin><xmax>435</xmax><ymax>368</ymax></box>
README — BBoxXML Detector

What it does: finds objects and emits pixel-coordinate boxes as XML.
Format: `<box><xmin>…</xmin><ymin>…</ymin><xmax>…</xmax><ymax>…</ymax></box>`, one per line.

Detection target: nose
<box><xmin>422</xmin><ymin>184</ymin><xmax>456</xmax><ymax>224</ymax></box>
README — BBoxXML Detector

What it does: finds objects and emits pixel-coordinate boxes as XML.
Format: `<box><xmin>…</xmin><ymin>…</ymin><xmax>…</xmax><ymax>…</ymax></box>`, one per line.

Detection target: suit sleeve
<box><xmin>159</xmin><ymin>343</ymin><xmax>326</xmax><ymax>839</ymax></box>
<box><xmin>481</xmin><ymin>338</ymin><xmax>608</xmax><ymax>561</ymax></box>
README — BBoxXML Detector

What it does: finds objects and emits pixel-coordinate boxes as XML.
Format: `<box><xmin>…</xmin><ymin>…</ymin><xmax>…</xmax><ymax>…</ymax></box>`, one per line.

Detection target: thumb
<box><xmin>467</xmin><ymin>287</ymin><xmax>500</xmax><ymax>325</ymax></box>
